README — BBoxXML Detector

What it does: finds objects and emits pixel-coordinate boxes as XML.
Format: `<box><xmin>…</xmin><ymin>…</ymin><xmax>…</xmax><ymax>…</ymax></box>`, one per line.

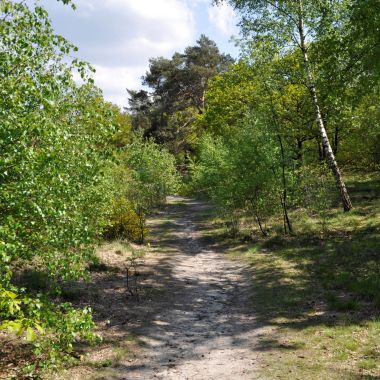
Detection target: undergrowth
<box><xmin>207</xmin><ymin>171</ymin><xmax>380</xmax><ymax>379</ymax></box>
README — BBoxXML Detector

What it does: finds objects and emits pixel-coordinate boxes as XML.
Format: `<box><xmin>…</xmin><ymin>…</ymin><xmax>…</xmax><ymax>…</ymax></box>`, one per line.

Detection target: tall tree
<box><xmin>182</xmin><ymin>35</ymin><xmax>234</xmax><ymax>113</ymax></box>
<box><xmin>128</xmin><ymin>35</ymin><xmax>233</xmax><ymax>157</ymax></box>
<box><xmin>216</xmin><ymin>0</ymin><xmax>353</xmax><ymax>211</ymax></box>
<box><xmin>142</xmin><ymin>35</ymin><xmax>233</xmax><ymax>116</ymax></box>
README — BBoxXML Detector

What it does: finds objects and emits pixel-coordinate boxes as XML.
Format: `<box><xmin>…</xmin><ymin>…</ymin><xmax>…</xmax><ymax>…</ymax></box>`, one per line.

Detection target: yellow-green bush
<box><xmin>103</xmin><ymin>198</ymin><xmax>147</xmax><ymax>242</ymax></box>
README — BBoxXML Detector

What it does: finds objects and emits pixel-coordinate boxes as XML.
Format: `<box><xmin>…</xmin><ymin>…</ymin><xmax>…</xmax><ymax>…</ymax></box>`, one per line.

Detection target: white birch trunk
<box><xmin>298</xmin><ymin>0</ymin><xmax>352</xmax><ymax>211</ymax></box>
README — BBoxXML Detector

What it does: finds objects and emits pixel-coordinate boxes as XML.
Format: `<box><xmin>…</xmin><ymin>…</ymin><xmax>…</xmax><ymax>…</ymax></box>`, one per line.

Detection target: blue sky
<box><xmin>40</xmin><ymin>0</ymin><xmax>240</xmax><ymax>108</ymax></box>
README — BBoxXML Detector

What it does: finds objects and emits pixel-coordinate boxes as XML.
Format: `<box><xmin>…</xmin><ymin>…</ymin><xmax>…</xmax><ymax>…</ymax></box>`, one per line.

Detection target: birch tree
<box><xmin>216</xmin><ymin>0</ymin><xmax>353</xmax><ymax>211</ymax></box>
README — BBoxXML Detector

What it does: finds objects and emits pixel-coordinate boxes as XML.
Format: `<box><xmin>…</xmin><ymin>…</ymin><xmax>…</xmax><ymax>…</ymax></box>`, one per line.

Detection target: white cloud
<box><xmin>36</xmin><ymin>0</ymin><xmax>238</xmax><ymax>107</ymax></box>
<box><xmin>42</xmin><ymin>0</ymin><xmax>197</xmax><ymax>107</ymax></box>
<box><xmin>126</xmin><ymin>0</ymin><xmax>192</xmax><ymax>20</ymax></box>
<box><xmin>208</xmin><ymin>2</ymin><xmax>238</xmax><ymax>36</ymax></box>
<box><xmin>92</xmin><ymin>64</ymin><xmax>147</xmax><ymax>107</ymax></box>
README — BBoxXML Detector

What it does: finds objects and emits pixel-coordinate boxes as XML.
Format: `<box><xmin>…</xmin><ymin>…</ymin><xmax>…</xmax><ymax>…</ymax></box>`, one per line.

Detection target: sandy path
<box><xmin>106</xmin><ymin>197</ymin><xmax>261</xmax><ymax>380</ymax></box>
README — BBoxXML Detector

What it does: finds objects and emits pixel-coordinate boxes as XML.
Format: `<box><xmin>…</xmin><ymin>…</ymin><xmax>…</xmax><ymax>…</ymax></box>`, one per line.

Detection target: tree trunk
<box><xmin>317</xmin><ymin>140</ymin><xmax>325</xmax><ymax>161</ymax></box>
<box><xmin>255</xmin><ymin>212</ymin><xmax>268</xmax><ymax>237</ymax></box>
<box><xmin>250</xmin><ymin>200</ymin><xmax>268</xmax><ymax>236</ymax></box>
<box><xmin>137</xmin><ymin>211</ymin><xmax>145</xmax><ymax>244</ymax></box>
<box><xmin>262</xmin><ymin>80</ymin><xmax>293</xmax><ymax>232</ymax></box>
<box><xmin>296</xmin><ymin>138</ymin><xmax>303</xmax><ymax>163</ymax></box>
<box><xmin>277</xmin><ymin>134</ymin><xmax>293</xmax><ymax>234</ymax></box>
<box><xmin>297</xmin><ymin>0</ymin><xmax>352</xmax><ymax>212</ymax></box>
<box><xmin>333</xmin><ymin>125</ymin><xmax>339</xmax><ymax>156</ymax></box>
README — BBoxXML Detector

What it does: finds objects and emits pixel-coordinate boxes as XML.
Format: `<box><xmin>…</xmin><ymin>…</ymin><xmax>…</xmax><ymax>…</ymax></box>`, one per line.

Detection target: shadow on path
<box><xmin>96</xmin><ymin>197</ymin><xmax>261</xmax><ymax>380</ymax></box>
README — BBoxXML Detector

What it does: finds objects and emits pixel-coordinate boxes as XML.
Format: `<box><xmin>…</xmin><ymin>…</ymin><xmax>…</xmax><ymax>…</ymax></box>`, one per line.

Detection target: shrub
<box><xmin>191</xmin><ymin>116</ymin><xmax>283</xmax><ymax>236</ymax></box>
<box><xmin>103</xmin><ymin>198</ymin><xmax>146</xmax><ymax>242</ymax></box>
<box><xmin>108</xmin><ymin>138</ymin><xmax>180</xmax><ymax>243</ymax></box>
<box><xmin>0</xmin><ymin>1</ymin><xmax>117</xmax><ymax>372</ymax></box>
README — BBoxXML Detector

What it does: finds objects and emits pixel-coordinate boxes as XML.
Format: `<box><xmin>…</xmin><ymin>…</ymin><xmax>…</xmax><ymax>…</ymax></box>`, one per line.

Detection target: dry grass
<box><xmin>42</xmin><ymin>241</ymin><xmax>147</xmax><ymax>379</ymax></box>
<box><xmin>2</xmin><ymin>172</ymin><xmax>379</xmax><ymax>379</ymax></box>
<box><xmin>220</xmin><ymin>171</ymin><xmax>380</xmax><ymax>379</ymax></box>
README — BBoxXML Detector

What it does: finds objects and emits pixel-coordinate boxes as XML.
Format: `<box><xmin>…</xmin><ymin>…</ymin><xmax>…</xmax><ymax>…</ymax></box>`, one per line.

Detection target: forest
<box><xmin>1</xmin><ymin>0</ymin><xmax>380</xmax><ymax>379</ymax></box>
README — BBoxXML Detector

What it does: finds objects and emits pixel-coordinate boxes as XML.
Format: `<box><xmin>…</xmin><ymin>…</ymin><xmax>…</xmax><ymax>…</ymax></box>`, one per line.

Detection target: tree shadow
<box><xmin>51</xmin><ymin>197</ymin><xmax>260</xmax><ymax>379</ymax></box>
<box><xmin>20</xmin><ymin>183</ymin><xmax>378</xmax><ymax>379</ymax></box>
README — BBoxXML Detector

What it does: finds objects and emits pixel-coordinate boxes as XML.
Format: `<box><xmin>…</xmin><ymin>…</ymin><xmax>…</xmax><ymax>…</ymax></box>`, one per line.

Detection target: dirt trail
<box><xmin>105</xmin><ymin>197</ymin><xmax>261</xmax><ymax>380</ymax></box>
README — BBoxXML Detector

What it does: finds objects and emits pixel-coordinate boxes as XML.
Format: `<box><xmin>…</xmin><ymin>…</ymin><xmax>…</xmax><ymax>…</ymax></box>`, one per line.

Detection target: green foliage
<box><xmin>192</xmin><ymin>116</ymin><xmax>283</xmax><ymax>235</ymax></box>
<box><xmin>128</xmin><ymin>35</ymin><xmax>233</xmax><ymax>160</ymax></box>
<box><xmin>0</xmin><ymin>0</ymin><xmax>115</xmax><ymax>280</ymax></box>
<box><xmin>338</xmin><ymin>88</ymin><xmax>380</xmax><ymax>166</ymax></box>
<box><xmin>202</xmin><ymin>55</ymin><xmax>315</xmax><ymax>162</ymax></box>
<box><xmin>111</xmin><ymin>108</ymin><xmax>133</xmax><ymax>148</ymax></box>
<box><xmin>34</xmin><ymin>304</ymin><xmax>98</xmax><ymax>362</ymax></box>
<box><xmin>0</xmin><ymin>0</ymin><xmax>117</xmax><ymax>371</ymax></box>
<box><xmin>201</xmin><ymin>61</ymin><xmax>258</xmax><ymax>137</ymax></box>
<box><xmin>122</xmin><ymin>138</ymin><xmax>180</xmax><ymax>211</ymax></box>
<box><xmin>194</xmin><ymin>0</ymin><xmax>380</xmax><ymax>232</ymax></box>
<box><xmin>0</xmin><ymin>285</ymin><xmax>99</xmax><ymax>368</ymax></box>
<box><xmin>295</xmin><ymin>164</ymin><xmax>337</xmax><ymax>233</ymax></box>
<box><xmin>109</xmin><ymin>138</ymin><xmax>180</xmax><ymax>243</ymax></box>
<box><xmin>103</xmin><ymin>198</ymin><xmax>144</xmax><ymax>242</ymax></box>
<box><xmin>0</xmin><ymin>9</ymin><xmax>181</xmax><ymax>374</ymax></box>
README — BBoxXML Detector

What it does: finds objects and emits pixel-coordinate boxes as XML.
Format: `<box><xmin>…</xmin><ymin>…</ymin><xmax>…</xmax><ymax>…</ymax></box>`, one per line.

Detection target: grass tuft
<box><xmin>216</xmin><ymin>171</ymin><xmax>380</xmax><ymax>379</ymax></box>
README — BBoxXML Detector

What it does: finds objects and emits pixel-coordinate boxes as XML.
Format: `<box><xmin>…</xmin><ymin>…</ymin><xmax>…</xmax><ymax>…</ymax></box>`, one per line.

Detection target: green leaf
<box><xmin>26</xmin><ymin>327</ymin><xmax>37</xmax><ymax>342</ymax></box>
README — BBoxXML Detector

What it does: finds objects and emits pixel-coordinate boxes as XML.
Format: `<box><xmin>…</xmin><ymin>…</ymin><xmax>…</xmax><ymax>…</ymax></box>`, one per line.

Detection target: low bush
<box><xmin>103</xmin><ymin>198</ymin><xmax>146</xmax><ymax>242</ymax></box>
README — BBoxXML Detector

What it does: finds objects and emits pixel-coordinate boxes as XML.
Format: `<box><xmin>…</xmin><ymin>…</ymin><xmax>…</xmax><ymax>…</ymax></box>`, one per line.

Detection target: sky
<box><xmin>40</xmin><ymin>0</ymin><xmax>240</xmax><ymax>108</ymax></box>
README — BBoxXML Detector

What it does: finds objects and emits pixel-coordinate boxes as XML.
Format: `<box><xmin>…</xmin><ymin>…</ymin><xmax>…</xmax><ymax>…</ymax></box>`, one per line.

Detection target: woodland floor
<box><xmin>50</xmin><ymin>197</ymin><xmax>262</xmax><ymax>380</ymax></box>
<box><xmin>51</xmin><ymin>172</ymin><xmax>380</xmax><ymax>380</ymax></box>
<box><xmin>3</xmin><ymin>173</ymin><xmax>379</xmax><ymax>379</ymax></box>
